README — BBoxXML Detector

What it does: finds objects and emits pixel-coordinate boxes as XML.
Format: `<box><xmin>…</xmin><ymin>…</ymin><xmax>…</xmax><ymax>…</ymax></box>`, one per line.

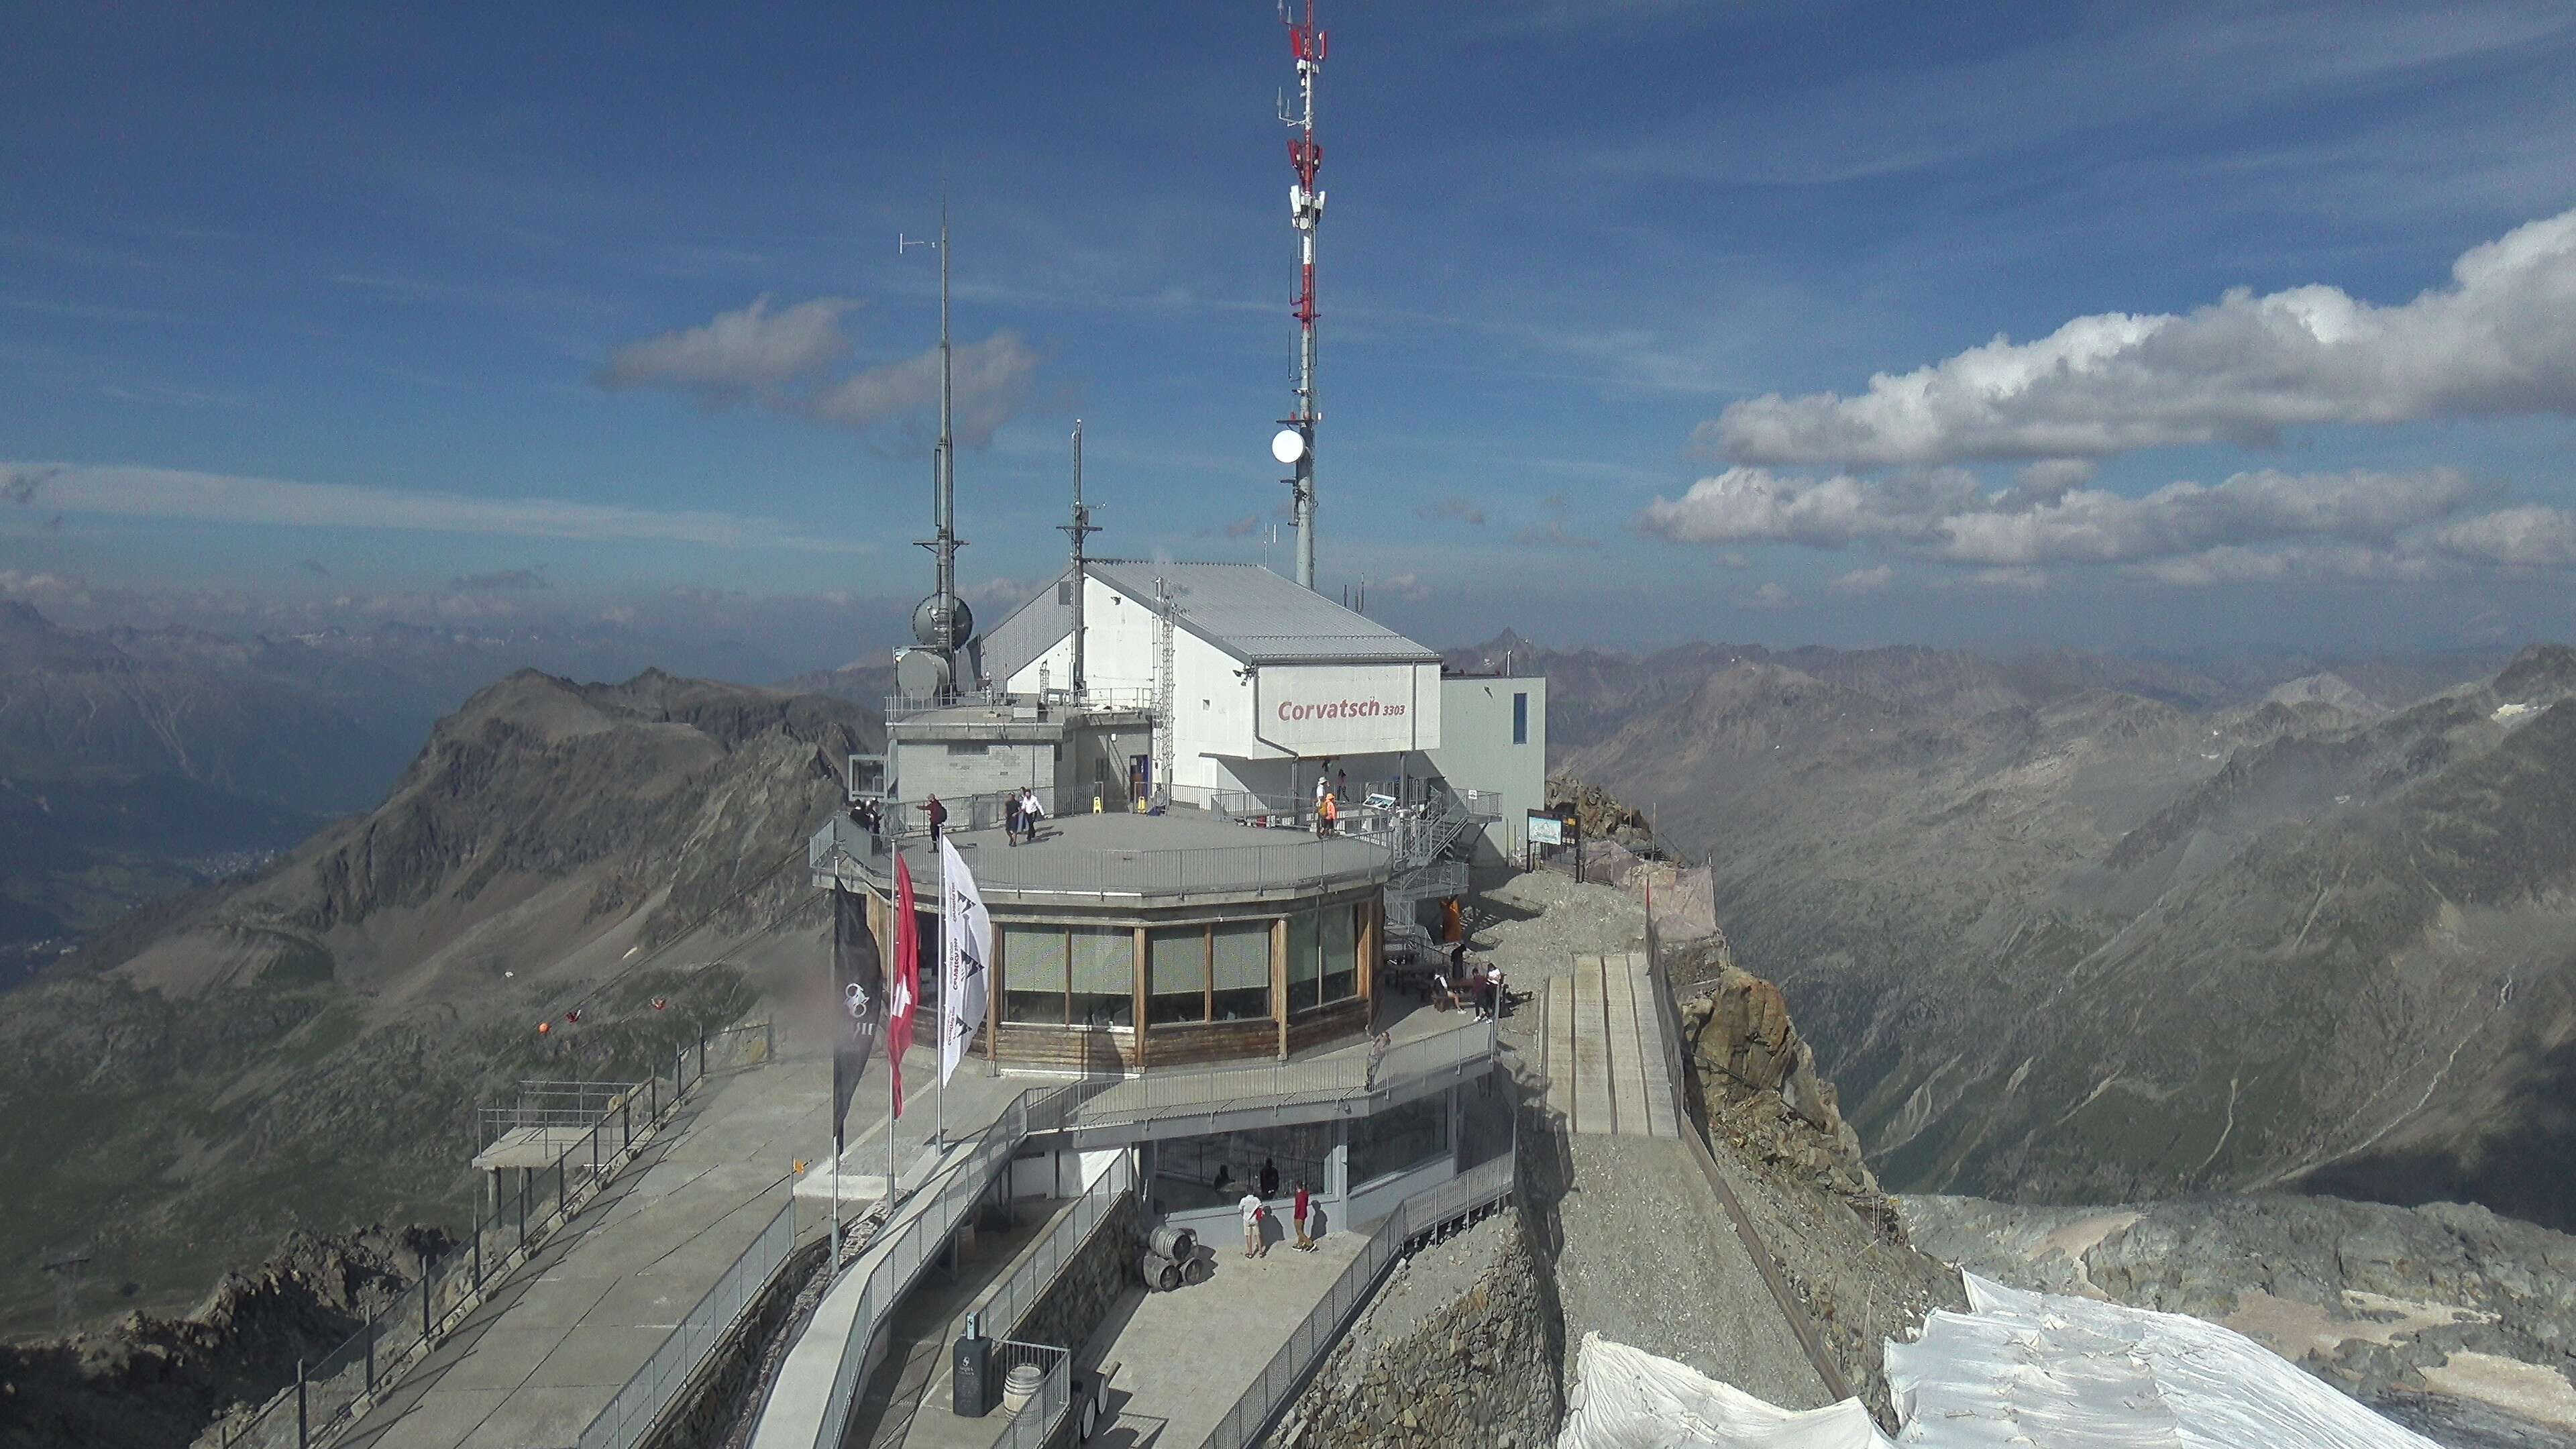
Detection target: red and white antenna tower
<box><xmin>1271</xmin><ymin>0</ymin><xmax>1327</xmax><ymax>591</ymax></box>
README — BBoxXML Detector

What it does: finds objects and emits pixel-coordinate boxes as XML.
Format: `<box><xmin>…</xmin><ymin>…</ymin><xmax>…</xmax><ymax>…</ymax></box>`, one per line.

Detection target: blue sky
<box><xmin>5</xmin><ymin>1</ymin><xmax>2575</xmax><ymax>669</ymax></box>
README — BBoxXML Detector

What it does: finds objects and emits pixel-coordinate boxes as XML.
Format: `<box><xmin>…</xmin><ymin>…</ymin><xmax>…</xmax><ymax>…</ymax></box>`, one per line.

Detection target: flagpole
<box><xmin>828</xmin><ymin>1127</ymin><xmax>841</xmax><ymax>1282</ymax></box>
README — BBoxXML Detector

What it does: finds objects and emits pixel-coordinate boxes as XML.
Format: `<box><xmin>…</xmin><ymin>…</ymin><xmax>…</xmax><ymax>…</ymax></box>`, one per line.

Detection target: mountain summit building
<box><xmin>808</xmin><ymin>558</ymin><xmax>1542</xmax><ymax>1242</ymax></box>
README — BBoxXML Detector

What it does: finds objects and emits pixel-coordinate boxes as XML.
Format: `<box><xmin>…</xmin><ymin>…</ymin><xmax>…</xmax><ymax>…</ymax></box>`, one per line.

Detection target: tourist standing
<box><xmin>1020</xmin><ymin>788</ymin><xmax>1044</xmax><ymax>844</ymax></box>
<box><xmin>1239</xmin><ymin>1188</ymin><xmax>1267</xmax><ymax>1258</ymax></box>
<box><xmin>1259</xmin><ymin>1157</ymin><xmax>1279</xmax><ymax>1199</ymax></box>
<box><xmin>1293</xmin><ymin>1180</ymin><xmax>1316</xmax><ymax>1251</ymax></box>
<box><xmin>1005</xmin><ymin>791</ymin><xmax>1024</xmax><ymax>847</ymax></box>
<box><xmin>925</xmin><ymin>794</ymin><xmax>948</xmax><ymax>845</ymax></box>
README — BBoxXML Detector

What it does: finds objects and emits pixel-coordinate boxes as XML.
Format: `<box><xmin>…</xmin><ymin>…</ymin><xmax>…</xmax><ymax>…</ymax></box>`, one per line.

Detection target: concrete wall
<box><xmin>997</xmin><ymin>1190</ymin><xmax>1139</xmax><ymax>1353</ymax></box>
<box><xmin>1006</xmin><ymin>575</ymin><xmax>1444</xmax><ymax>798</ymax></box>
<box><xmin>1426</xmin><ymin>675</ymin><xmax>1548</xmax><ymax>863</ymax></box>
<box><xmin>637</xmin><ymin>1236</ymin><xmax>830</xmax><ymax>1449</ymax></box>
<box><xmin>1270</xmin><ymin>1204</ymin><xmax>1559</xmax><ymax>1449</ymax></box>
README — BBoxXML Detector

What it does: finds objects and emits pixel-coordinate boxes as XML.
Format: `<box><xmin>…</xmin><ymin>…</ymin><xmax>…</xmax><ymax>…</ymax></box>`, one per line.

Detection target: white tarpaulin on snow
<box><xmin>1558</xmin><ymin>1274</ymin><xmax>2442</xmax><ymax>1449</ymax></box>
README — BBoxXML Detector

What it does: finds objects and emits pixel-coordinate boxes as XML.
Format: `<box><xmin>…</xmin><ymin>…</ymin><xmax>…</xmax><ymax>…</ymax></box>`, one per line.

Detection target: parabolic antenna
<box><xmin>1271</xmin><ymin>427</ymin><xmax>1307</xmax><ymax>465</ymax></box>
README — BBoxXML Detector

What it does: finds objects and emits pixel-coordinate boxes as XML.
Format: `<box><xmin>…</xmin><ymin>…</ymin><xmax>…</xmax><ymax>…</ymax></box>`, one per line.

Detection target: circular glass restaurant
<box><xmin>824</xmin><ymin>806</ymin><xmax>1387</xmax><ymax>1072</ymax></box>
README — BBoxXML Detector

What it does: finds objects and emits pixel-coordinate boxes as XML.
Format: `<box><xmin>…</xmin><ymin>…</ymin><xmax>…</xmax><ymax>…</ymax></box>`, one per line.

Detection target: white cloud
<box><xmin>2434</xmin><ymin>505</ymin><xmax>2576</xmax><ymax>568</ymax></box>
<box><xmin>4</xmin><ymin>462</ymin><xmax>865</xmax><ymax>553</ymax></box>
<box><xmin>807</xmin><ymin>332</ymin><xmax>1039</xmax><ymax>448</ymax></box>
<box><xmin>1970</xmin><ymin>568</ymin><xmax>2049</xmax><ymax>590</ymax></box>
<box><xmin>2134</xmin><ymin>543</ymin><xmax>2433</xmax><ymax>586</ymax></box>
<box><xmin>0</xmin><ymin>570</ymin><xmax>91</xmax><ymax>606</ymax></box>
<box><xmin>1702</xmin><ymin>207</ymin><xmax>2576</xmax><ymax>466</ymax></box>
<box><xmin>1635</xmin><ymin>466</ymin><xmax>1978</xmax><ymax>547</ymax></box>
<box><xmin>1830</xmin><ymin>564</ymin><xmax>1895</xmax><ymax>591</ymax></box>
<box><xmin>1638</xmin><ymin>464</ymin><xmax>2485</xmax><ymax>570</ymax></box>
<box><xmin>1751</xmin><ymin>581</ymin><xmax>1791</xmax><ymax>608</ymax></box>
<box><xmin>597</xmin><ymin>294</ymin><xmax>855</xmax><ymax>398</ymax></box>
<box><xmin>600</xmin><ymin>298</ymin><xmax>1038</xmax><ymax>446</ymax></box>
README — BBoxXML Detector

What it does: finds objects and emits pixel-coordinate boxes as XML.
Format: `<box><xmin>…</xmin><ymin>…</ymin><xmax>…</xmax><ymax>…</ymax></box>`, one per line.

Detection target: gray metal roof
<box><xmin>978</xmin><ymin>567</ymin><xmax>1075</xmax><ymax>686</ymax></box>
<box><xmin>978</xmin><ymin>560</ymin><xmax>1436</xmax><ymax>682</ymax></box>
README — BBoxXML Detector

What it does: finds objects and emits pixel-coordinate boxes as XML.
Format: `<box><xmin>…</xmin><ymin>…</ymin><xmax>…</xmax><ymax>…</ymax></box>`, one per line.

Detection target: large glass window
<box><xmin>1348</xmin><ymin>1095</ymin><xmax>1449</xmax><ymax>1187</ymax></box>
<box><xmin>1070</xmin><ymin>926</ymin><xmax>1132</xmax><ymax>1028</ymax></box>
<box><xmin>1003</xmin><ymin>924</ymin><xmax>1065</xmax><ymax>1025</ymax></box>
<box><xmin>1322</xmin><ymin>903</ymin><xmax>1360</xmax><ymax>1004</ymax></box>
<box><xmin>1286</xmin><ymin>909</ymin><xmax>1321</xmax><ymax>1014</ymax></box>
<box><xmin>1150</xmin><ymin>1122</ymin><xmax>1334</xmax><ymax>1214</ymax></box>
<box><xmin>1149</xmin><ymin>926</ymin><xmax>1209</xmax><ymax>1025</ymax></box>
<box><xmin>1212</xmin><ymin>920</ymin><xmax>1271</xmax><ymax>1022</ymax></box>
<box><xmin>1513</xmin><ymin>691</ymin><xmax>1528</xmax><ymax>745</ymax></box>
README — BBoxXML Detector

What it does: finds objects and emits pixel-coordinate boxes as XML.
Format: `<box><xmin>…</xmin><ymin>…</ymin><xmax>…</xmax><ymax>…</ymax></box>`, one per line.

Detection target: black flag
<box><xmin>828</xmin><ymin>885</ymin><xmax>885</xmax><ymax>1152</ymax></box>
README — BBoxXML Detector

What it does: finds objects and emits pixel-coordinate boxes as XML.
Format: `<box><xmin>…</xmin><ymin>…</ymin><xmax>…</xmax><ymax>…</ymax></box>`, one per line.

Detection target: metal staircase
<box><xmin>1376</xmin><ymin>782</ymin><xmax>1497</xmax><ymax>959</ymax></box>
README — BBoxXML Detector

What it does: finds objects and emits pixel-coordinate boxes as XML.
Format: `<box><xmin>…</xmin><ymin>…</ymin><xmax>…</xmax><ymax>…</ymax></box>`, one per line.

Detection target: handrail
<box><xmin>576</xmin><ymin>1200</ymin><xmax>798</xmax><ymax>1449</ymax></box>
<box><xmin>1203</xmin><ymin>1152</ymin><xmax>1517</xmax><ymax>1449</ymax></box>
<box><xmin>223</xmin><ymin>1022</ymin><xmax>773</xmax><ymax>1449</ymax></box>
<box><xmin>810</xmin><ymin>813</ymin><xmax>1394</xmax><ymax>901</ymax></box>
<box><xmin>1026</xmin><ymin>1018</ymin><xmax>1499</xmax><ymax>1145</ymax></box>
<box><xmin>973</xmin><ymin>1155</ymin><xmax>1136</xmax><ymax>1343</ymax></box>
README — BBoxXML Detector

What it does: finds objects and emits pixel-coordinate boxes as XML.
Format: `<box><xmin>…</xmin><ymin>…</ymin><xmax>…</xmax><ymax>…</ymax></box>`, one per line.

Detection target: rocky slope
<box><xmin>0</xmin><ymin>1226</ymin><xmax>448</xmax><ymax>1449</ymax></box>
<box><xmin>1568</xmin><ymin>642</ymin><xmax>2576</xmax><ymax>1234</ymax></box>
<box><xmin>0</xmin><ymin>669</ymin><xmax>879</xmax><ymax>1344</ymax></box>
<box><xmin>1905</xmin><ymin>1192</ymin><xmax>2576</xmax><ymax>1446</ymax></box>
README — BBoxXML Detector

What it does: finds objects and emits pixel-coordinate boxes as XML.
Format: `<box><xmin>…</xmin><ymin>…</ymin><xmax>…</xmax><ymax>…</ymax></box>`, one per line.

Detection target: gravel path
<box><xmin>1542</xmin><ymin>1132</ymin><xmax>1831</xmax><ymax>1410</ymax></box>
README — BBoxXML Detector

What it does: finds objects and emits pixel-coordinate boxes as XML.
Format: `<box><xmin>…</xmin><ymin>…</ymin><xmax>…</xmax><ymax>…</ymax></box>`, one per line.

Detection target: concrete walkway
<box><xmin>1075</xmin><ymin>1230</ymin><xmax>1371</xmax><ymax>1449</ymax></box>
<box><xmin>1543</xmin><ymin>953</ymin><xmax>1679</xmax><ymax>1138</ymax></box>
<box><xmin>346</xmin><ymin>1046</ymin><xmax>845</xmax><ymax>1449</ymax></box>
<box><xmin>749</xmin><ymin>1067</ymin><xmax>1027</xmax><ymax>1449</ymax></box>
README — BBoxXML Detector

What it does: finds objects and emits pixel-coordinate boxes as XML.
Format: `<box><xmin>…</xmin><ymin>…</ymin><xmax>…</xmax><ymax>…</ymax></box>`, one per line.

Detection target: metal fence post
<box><xmin>650</xmin><ymin>1072</ymin><xmax>659</xmax><ymax>1121</ymax></box>
<box><xmin>557</xmin><ymin>1159</ymin><xmax>566</xmax><ymax>1224</ymax></box>
<box><xmin>474</xmin><ymin>1218</ymin><xmax>483</xmax><ymax>1287</ymax></box>
<box><xmin>364</xmin><ymin>1316</ymin><xmax>376</xmax><ymax>1394</ymax></box>
<box><xmin>699</xmin><ymin>1030</ymin><xmax>708</xmax><ymax>1079</ymax></box>
<box><xmin>517</xmin><ymin>1179</ymin><xmax>529</xmax><ymax>1254</ymax></box>
<box><xmin>423</xmin><ymin>1264</ymin><xmax>435</xmax><ymax>1344</ymax></box>
<box><xmin>623</xmin><ymin>1097</ymin><xmax>632</xmax><ymax>1150</ymax></box>
<box><xmin>295</xmin><ymin>1357</ymin><xmax>309</xmax><ymax>1449</ymax></box>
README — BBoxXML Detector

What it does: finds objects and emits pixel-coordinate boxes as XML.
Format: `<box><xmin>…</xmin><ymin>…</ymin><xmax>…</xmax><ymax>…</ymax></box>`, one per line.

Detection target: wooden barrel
<box><xmin>1181</xmin><ymin>1252</ymin><xmax>1213</xmax><ymax>1285</ymax></box>
<box><xmin>1138</xmin><ymin>1250</ymin><xmax>1181</xmax><ymax>1291</ymax></box>
<box><xmin>1001</xmin><ymin>1362</ymin><xmax>1044</xmax><ymax>1419</ymax></box>
<box><xmin>1146</xmin><ymin>1226</ymin><xmax>1196</xmax><ymax>1260</ymax></box>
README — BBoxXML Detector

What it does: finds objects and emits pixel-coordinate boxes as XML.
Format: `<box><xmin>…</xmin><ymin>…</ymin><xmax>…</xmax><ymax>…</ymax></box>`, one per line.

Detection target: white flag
<box><xmin>938</xmin><ymin>836</ymin><xmax>989</xmax><ymax>1085</ymax></box>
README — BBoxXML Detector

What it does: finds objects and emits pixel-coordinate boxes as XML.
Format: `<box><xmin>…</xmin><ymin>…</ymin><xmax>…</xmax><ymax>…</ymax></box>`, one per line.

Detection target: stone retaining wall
<box><xmin>640</xmin><ymin>1234</ymin><xmax>829</xmax><ymax>1449</ymax></box>
<box><xmin>996</xmin><ymin>1190</ymin><xmax>1138</xmax><ymax>1352</ymax></box>
<box><xmin>1271</xmin><ymin>1203</ymin><xmax>1558</xmax><ymax>1449</ymax></box>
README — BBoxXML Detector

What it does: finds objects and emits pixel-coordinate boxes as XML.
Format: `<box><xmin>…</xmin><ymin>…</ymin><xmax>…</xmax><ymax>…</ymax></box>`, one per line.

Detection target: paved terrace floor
<box><xmin>842</xmin><ymin>812</ymin><xmax>1388</xmax><ymax>900</ymax></box>
<box><xmin>1077</xmin><ymin>1230</ymin><xmax>1373</xmax><ymax>1449</ymax></box>
<box><xmin>345</xmin><ymin>1043</ymin><xmax>843</xmax><ymax>1449</ymax></box>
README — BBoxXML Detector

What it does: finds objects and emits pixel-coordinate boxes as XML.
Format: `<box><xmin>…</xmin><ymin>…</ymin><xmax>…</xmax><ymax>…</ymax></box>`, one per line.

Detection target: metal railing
<box><xmin>219</xmin><ymin>1023</ymin><xmax>770</xmax><ymax>1449</ymax></box>
<box><xmin>1203</xmin><ymin>1152</ymin><xmax>1517</xmax><ymax>1449</ymax></box>
<box><xmin>991</xmin><ymin>1341</ymin><xmax>1074</xmax><ymax>1449</ymax></box>
<box><xmin>808</xmin><ymin>1085</ymin><xmax>1070</xmax><ymax>1449</ymax></box>
<box><xmin>477</xmin><ymin>1079</ymin><xmax>645</xmax><ymax>1144</ymax></box>
<box><xmin>811</xmin><ymin>812</ymin><xmax>1393</xmax><ymax>901</ymax></box>
<box><xmin>882</xmin><ymin>686</ymin><xmax>1155</xmax><ymax>720</ymax></box>
<box><xmin>1032</xmin><ymin>1018</ymin><xmax>1498</xmax><ymax>1146</ymax></box>
<box><xmin>975</xmin><ymin>1155</ymin><xmax>1136</xmax><ymax>1344</ymax></box>
<box><xmin>576</xmin><ymin>1197</ymin><xmax>798</xmax><ymax>1449</ymax></box>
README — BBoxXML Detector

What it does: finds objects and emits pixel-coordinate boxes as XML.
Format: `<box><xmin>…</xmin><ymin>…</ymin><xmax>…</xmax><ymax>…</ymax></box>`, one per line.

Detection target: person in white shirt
<box><xmin>1240</xmin><ymin>1189</ymin><xmax>1268</xmax><ymax>1258</ymax></box>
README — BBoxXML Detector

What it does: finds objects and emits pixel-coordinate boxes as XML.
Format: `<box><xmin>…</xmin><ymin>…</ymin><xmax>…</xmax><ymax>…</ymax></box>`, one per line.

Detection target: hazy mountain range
<box><xmin>0</xmin><ymin>667</ymin><xmax>875</xmax><ymax>1335</ymax></box>
<box><xmin>1531</xmin><ymin>633</ymin><xmax>2576</xmax><ymax>1232</ymax></box>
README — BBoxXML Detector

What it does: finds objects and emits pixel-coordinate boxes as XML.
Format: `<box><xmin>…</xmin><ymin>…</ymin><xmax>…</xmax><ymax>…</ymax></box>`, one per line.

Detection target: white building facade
<box><xmin>982</xmin><ymin>561</ymin><xmax>1444</xmax><ymax>804</ymax></box>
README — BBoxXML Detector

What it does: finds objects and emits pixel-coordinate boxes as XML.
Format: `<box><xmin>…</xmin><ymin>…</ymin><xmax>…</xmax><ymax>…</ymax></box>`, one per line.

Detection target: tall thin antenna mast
<box><xmin>898</xmin><ymin>203</ymin><xmax>970</xmax><ymax>697</ymax></box>
<box><xmin>1059</xmin><ymin>421</ymin><xmax>1100</xmax><ymax>698</ymax></box>
<box><xmin>1278</xmin><ymin>0</ymin><xmax>1326</xmax><ymax>592</ymax></box>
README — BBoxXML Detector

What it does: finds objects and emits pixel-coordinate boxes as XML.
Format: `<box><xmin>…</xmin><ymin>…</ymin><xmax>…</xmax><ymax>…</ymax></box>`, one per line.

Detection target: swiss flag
<box><xmin>887</xmin><ymin>851</ymin><xmax>921</xmax><ymax>1117</ymax></box>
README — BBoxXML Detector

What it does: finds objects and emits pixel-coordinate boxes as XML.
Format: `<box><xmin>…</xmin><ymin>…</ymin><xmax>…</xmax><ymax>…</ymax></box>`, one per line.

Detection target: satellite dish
<box><xmin>1271</xmin><ymin>427</ymin><xmax>1307</xmax><ymax>465</ymax></box>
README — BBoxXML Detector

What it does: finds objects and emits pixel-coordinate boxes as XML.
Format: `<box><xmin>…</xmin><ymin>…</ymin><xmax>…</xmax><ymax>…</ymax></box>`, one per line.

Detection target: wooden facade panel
<box><xmin>1140</xmin><ymin>1019</ymin><xmax>1278</xmax><ymax>1067</ymax></box>
<box><xmin>1285</xmin><ymin>998</ymin><xmax>1368</xmax><ymax>1055</ymax></box>
<box><xmin>990</xmin><ymin>1024</ymin><xmax>1140</xmax><ymax>1073</ymax></box>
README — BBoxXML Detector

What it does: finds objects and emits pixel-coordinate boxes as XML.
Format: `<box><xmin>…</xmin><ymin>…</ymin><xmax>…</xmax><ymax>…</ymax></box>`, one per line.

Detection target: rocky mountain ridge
<box><xmin>0</xmin><ymin>668</ymin><xmax>878</xmax><ymax>1344</ymax></box>
<box><xmin>1568</xmin><ymin>641</ymin><xmax>2576</xmax><ymax>1235</ymax></box>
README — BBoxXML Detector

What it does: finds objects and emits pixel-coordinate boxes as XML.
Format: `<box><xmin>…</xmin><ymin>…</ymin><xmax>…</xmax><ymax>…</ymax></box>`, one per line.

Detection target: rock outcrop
<box><xmin>0</xmin><ymin>1226</ymin><xmax>448</xmax><ymax>1449</ymax></box>
<box><xmin>1676</xmin><ymin>952</ymin><xmax>1888</xmax><ymax>1230</ymax></box>
<box><xmin>1273</xmin><ymin>1208</ymin><xmax>1558</xmax><ymax>1449</ymax></box>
